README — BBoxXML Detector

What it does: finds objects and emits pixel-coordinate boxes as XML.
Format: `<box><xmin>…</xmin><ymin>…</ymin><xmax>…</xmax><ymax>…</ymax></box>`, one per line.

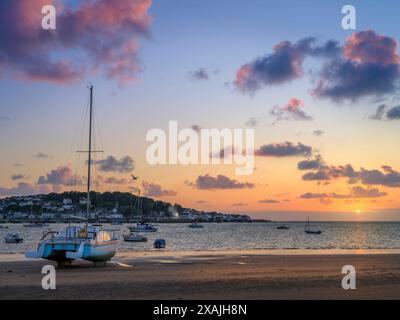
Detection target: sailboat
<box><xmin>24</xmin><ymin>202</ymin><xmax>48</xmax><ymax>228</ymax></box>
<box><xmin>128</xmin><ymin>186</ymin><xmax>157</xmax><ymax>233</ymax></box>
<box><xmin>26</xmin><ymin>86</ymin><xmax>119</xmax><ymax>266</ymax></box>
<box><xmin>304</xmin><ymin>216</ymin><xmax>321</xmax><ymax>234</ymax></box>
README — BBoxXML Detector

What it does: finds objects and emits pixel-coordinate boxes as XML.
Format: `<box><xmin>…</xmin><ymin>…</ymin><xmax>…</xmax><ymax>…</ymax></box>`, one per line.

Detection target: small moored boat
<box><xmin>123</xmin><ymin>233</ymin><xmax>148</xmax><ymax>242</ymax></box>
<box><xmin>277</xmin><ymin>225</ymin><xmax>289</xmax><ymax>230</ymax></box>
<box><xmin>305</xmin><ymin>217</ymin><xmax>321</xmax><ymax>234</ymax></box>
<box><xmin>154</xmin><ymin>239</ymin><xmax>166</xmax><ymax>249</ymax></box>
<box><xmin>188</xmin><ymin>222</ymin><xmax>204</xmax><ymax>229</ymax></box>
<box><xmin>129</xmin><ymin>222</ymin><xmax>157</xmax><ymax>233</ymax></box>
<box><xmin>23</xmin><ymin>223</ymin><xmax>48</xmax><ymax>228</ymax></box>
<box><xmin>5</xmin><ymin>233</ymin><xmax>23</xmax><ymax>244</ymax></box>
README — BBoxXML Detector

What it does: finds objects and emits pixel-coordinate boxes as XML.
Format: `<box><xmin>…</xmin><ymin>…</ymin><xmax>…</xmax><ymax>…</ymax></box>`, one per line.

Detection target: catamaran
<box><xmin>26</xmin><ymin>86</ymin><xmax>119</xmax><ymax>266</ymax></box>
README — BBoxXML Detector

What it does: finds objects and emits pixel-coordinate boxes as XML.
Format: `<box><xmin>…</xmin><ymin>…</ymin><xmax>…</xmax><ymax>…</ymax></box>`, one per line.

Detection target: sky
<box><xmin>1</xmin><ymin>0</ymin><xmax>400</xmax><ymax>221</ymax></box>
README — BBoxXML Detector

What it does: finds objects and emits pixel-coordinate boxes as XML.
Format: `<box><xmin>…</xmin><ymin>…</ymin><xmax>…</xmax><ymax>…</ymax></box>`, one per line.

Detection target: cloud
<box><xmin>370</xmin><ymin>104</ymin><xmax>400</xmax><ymax>120</ymax></box>
<box><xmin>245</xmin><ymin>117</ymin><xmax>259</xmax><ymax>127</ymax></box>
<box><xmin>300</xmin><ymin>192</ymin><xmax>328</xmax><ymax>199</ymax></box>
<box><xmin>187</xmin><ymin>174</ymin><xmax>255</xmax><ymax>190</ymax></box>
<box><xmin>313</xmin><ymin>130</ymin><xmax>324</xmax><ymax>137</ymax></box>
<box><xmin>234</xmin><ymin>37</ymin><xmax>340</xmax><ymax>93</ymax></box>
<box><xmin>191</xmin><ymin>125</ymin><xmax>202</xmax><ymax>133</ymax></box>
<box><xmin>369</xmin><ymin>104</ymin><xmax>387</xmax><ymax>120</ymax></box>
<box><xmin>235</xmin><ymin>30</ymin><xmax>400</xmax><ymax>101</ymax></box>
<box><xmin>301</xmin><ymin>186</ymin><xmax>387</xmax><ymax>202</ymax></box>
<box><xmin>0</xmin><ymin>182</ymin><xmax>50</xmax><ymax>197</ymax></box>
<box><xmin>259</xmin><ymin>199</ymin><xmax>280</xmax><ymax>204</ymax></box>
<box><xmin>0</xmin><ymin>116</ymin><xmax>10</xmax><ymax>121</ymax></box>
<box><xmin>255</xmin><ymin>142</ymin><xmax>312</xmax><ymax>157</ymax></box>
<box><xmin>270</xmin><ymin>98</ymin><xmax>313</xmax><ymax>124</ymax></box>
<box><xmin>13</xmin><ymin>163</ymin><xmax>22</xmax><ymax>167</ymax></box>
<box><xmin>37</xmin><ymin>166</ymin><xmax>83</xmax><ymax>186</ymax></box>
<box><xmin>358</xmin><ymin>166</ymin><xmax>400</xmax><ymax>187</ymax></box>
<box><xmin>386</xmin><ymin>105</ymin><xmax>400</xmax><ymax>120</ymax></box>
<box><xmin>313</xmin><ymin>30</ymin><xmax>400</xmax><ymax>101</ymax></box>
<box><xmin>33</xmin><ymin>152</ymin><xmax>50</xmax><ymax>159</ymax></box>
<box><xmin>92</xmin><ymin>155</ymin><xmax>135</xmax><ymax>173</ymax></box>
<box><xmin>301</xmin><ymin>162</ymin><xmax>400</xmax><ymax>188</ymax></box>
<box><xmin>141</xmin><ymin>181</ymin><xmax>177</xmax><ymax>197</ymax></box>
<box><xmin>210</xmin><ymin>145</ymin><xmax>244</xmax><ymax>160</ymax></box>
<box><xmin>301</xmin><ymin>164</ymin><xmax>359</xmax><ymax>183</ymax></box>
<box><xmin>0</xmin><ymin>0</ymin><xmax>152</xmax><ymax>84</ymax></box>
<box><xmin>189</xmin><ymin>68</ymin><xmax>209</xmax><ymax>81</ymax></box>
<box><xmin>348</xmin><ymin>186</ymin><xmax>387</xmax><ymax>198</ymax></box>
<box><xmin>232</xmin><ymin>202</ymin><xmax>248</xmax><ymax>206</ymax></box>
<box><xmin>11</xmin><ymin>174</ymin><xmax>29</xmax><ymax>181</ymax></box>
<box><xmin>104</xmin><ymin>176</ymin><xmax>127</xmax><ymax>185</ymax></box>
<box><xmin>297</xmin><ymin>155</ymin><xmax>324</xmax><ymax>170</ymax></box>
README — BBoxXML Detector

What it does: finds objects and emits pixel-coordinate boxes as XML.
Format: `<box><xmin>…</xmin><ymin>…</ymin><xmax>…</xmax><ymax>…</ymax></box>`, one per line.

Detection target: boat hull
<box><xmin>128</xmin><ymin>227</ymin><xmax>157</xmax><ymax>233</ymax></box>
<box><xmin>305</xmin><ymin>230</ymin><xmax>322</xmax><ymax>234</ymax></box>
<box><xmin>26</xmin><ymin>240</ymin><xmax>119</xmax><ymax>264</ymax></box>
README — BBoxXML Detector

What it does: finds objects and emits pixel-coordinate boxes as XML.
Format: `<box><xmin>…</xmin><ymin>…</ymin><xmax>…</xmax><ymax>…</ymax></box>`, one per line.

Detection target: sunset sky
<box><xmin>1</xmin><ymin>0</ymin><xmax>400</xmax><ymax>221</ymax></box>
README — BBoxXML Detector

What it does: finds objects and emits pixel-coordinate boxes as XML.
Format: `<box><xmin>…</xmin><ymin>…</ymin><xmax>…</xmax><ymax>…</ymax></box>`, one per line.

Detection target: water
<box><xmin>1</xmin><ymin>222</ymin><xmax>400</xmax><ymax>255</ymax></box>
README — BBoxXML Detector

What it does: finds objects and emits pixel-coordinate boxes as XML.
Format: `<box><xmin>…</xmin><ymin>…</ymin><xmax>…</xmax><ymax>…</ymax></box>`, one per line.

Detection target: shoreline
<box><xmin>1</xmin><ymin>252</ymin><xmax>400</xmax><ymax>299</ymax></box>
<box><xmin>2</xmin><ymin>248</ymin><xmax>400</xmax><ymax>262</ymax></box>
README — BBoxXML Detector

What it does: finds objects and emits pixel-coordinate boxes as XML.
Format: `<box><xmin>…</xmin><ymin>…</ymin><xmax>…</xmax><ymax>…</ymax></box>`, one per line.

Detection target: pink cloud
<box><xmin>0</xmin><ymin>0</ymin><xmax>152</xmax><ymax>84</ymax></box>
<box><xmin>344</xmin><ymin>30</ymin><xmax>400</xmax><ymax>65</ymax></box>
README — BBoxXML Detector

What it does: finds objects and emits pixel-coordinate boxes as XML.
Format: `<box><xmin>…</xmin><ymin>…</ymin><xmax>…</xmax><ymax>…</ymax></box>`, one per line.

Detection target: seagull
<box><xmin>131</xmin><ymin>175</ymin><xmax>139</xmax><ymax>181</ymax></box>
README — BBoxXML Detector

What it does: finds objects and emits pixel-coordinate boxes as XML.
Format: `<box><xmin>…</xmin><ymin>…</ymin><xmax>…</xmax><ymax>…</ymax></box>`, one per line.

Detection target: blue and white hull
<box><xmin>26</xmin><ymin>226</ymin><xmax>119</xmax><ymax>265</ymax></box>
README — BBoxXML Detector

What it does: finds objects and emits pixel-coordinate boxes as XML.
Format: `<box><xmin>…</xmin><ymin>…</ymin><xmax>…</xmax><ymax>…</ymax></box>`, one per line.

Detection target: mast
<box><xmin>86</xmin><ymin>85</ymin><xmax>94</xmax><ymax>226</ymax></box>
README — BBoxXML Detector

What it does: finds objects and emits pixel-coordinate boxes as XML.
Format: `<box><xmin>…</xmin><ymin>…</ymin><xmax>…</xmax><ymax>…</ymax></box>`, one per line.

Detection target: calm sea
<box><xmin>1</xmin><ymin>221</ymin><xmax>400</xmax><ymax>255</ymax></box>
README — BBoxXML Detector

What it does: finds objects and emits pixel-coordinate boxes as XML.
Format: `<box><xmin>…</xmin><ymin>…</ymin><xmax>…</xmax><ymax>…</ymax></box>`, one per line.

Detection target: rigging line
<box><xmin>66</xmin><ymin>89</ymin><xmax>90</xmax><ymax>164</ymax></box>
<box><xmin>93</xmin><ymin>100</ymin><xmax>104</xmax><ymax>156</ymax></box>
<box><xmin>92</xmin><ymin>95</ymin><xmax>100</xmax><ymax>192</ymax></box>
<box><xmin>74</xmin><ymin>94</ymin><xmax>90</xmax><ymax>191</ymax></box>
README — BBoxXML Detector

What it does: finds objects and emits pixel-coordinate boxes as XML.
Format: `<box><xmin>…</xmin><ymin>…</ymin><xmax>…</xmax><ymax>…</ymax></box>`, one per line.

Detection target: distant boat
<box><xmin>129</xmin><ymin>222</ymin><xmax>157</xmax><ymax>233</ymax></box>
<box><xmin>305</xmin><ymin>217</ymin><xmax>321</xmax><ymax>234</ymax></box>
<box><xmin>23</xmin><ymin>223</ymin><xmax>48</xmax><ymax>228</ymax></box>
<box><xmin>188</xmin><ymin>222</ymin><xmax>204</xmax><ymax>229</ymax></box>
<box><xmin>154</xmin><ymin>239</ymin><xmax>166</xmax><ymax>249</ymax></box>
<box><xmin>26</xmin><ymin>86</ymin><xmax>119</xmax><ymax>266</ymax></box>
<box><xmin>5</xmin><ymin>233</ymin><xmax>23</xmax><ymax>244</ymax></box>
<box><xmin>123</xmin><ymin>233</ymin><xmax>147</xmax><ymax>242</ymax></box>
<box><xmin>0</xmin><ymin>225</ymin><xmax>9</xmax><ymax>229</ymax></box>
<box><xmin>111</xmin><ymin>221</ymin><xmax>124</xmax><ymax>225</ymax></box>
<box><xmin>277</xmin><ymin>225</ymin><xmax>289</xmax><ymax>230</ymax></box>
<box><xmin>127</xmin><ymin>183</ymin><xmax>158</xmax><ymax>233</ymax></box>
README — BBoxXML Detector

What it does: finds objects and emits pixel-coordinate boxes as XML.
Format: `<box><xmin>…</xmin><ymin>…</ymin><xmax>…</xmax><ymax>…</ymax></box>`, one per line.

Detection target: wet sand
<box><xmin>1</xmin><ymin>252</ymin><xmax>400</xmax><ymax>300</ymax></box>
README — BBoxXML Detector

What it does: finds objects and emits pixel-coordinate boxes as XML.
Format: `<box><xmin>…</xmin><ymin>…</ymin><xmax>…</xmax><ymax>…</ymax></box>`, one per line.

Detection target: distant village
<box><xmin>0</xmin><ymin>192</ymin><xmax>252</xmax><ymax>224</ymax></box>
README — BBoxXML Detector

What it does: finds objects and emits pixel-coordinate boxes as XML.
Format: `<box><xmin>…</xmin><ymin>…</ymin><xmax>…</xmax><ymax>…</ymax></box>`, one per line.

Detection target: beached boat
<box><xmin>5</xmin><ymin>233</ymin><xmax>23</xmax><ymax>244</ymax></box>
<box><xmin>305</xmin><ymin>217</ymin><xmax>321</xmax><ymax>234</ymax></box>
<box><xmin>188</xmin><ymin>222</ymin><xmax>204</xmax><ymax>229</ymax></box>
<box><xmin>26</xmin><ymin>86</ymin><xmax>119</xmax><ymax>266</ymax></box>
<box><xmin>123</xmin><ymin>233</ymin><xmax>148</xmax><ymax>242</ymax></box>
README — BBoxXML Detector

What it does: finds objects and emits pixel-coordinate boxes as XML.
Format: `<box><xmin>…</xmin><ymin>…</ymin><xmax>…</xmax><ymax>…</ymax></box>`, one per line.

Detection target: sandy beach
<box><xmin>1</xmin><ymin>251</ymin><xmax>400</xmax><ymax>300</ymax></box>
